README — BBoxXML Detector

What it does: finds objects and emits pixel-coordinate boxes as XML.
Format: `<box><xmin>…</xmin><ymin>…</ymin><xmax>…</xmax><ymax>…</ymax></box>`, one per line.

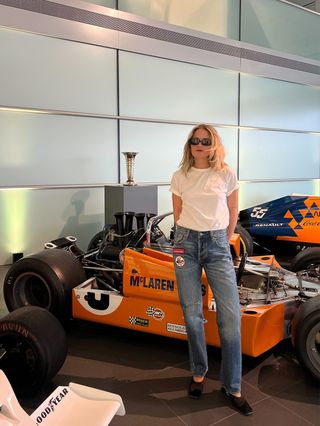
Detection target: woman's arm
<box><xmin>227</xmin><ymin>189</ymin><xmax>239</xmax><ymax>240</ymax></box>
<box><xmin>172</xmin><ymin>193</ymin><xmax>182</xmax><ymax>224</ymax></box>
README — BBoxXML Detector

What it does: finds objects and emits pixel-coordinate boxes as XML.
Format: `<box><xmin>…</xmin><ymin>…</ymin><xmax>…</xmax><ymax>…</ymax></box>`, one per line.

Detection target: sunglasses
<box><xmin>189</xmin><ymin>138</ymin><xmax>212</xmax><ymax>146</ymax></box>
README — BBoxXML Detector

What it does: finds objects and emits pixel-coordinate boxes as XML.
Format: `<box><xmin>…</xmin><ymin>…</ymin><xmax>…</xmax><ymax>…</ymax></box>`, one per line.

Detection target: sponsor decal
<box><xmin>130</xmin><ymin>275</ymin><xmax>174</xmax><ymax>291</ymax></box>
<box><xmin>175</xmin><ymin>256</ymin><xmax>185</xmax><ymax>267</ymax></box>
<box><xmin>250</xmin><ymin>207</ymin><xmax>268</xmax><ymax>219</ymax></box>
<box><xmin>254</xmin><ymin>223</ymin><xmax>284</xmax><ymax>227</ymax></box>
<box><xmin>302</xmin><ymin>220</ymin><xmax>320</xmax><ymax>226</ymax></box>
<box><xmin>284</xmin><ymin>199</ymin><xmax>320</xmax><ymax>234</ymax></box>
<box><xmin>167</xmin><ymin>322</ymin><xmax>187</xmax><ymax>335</ymax></box>
<box><xmin>146</xmin><ymin>306</ymin><xmax>165</xmax><ymax>320</ymax></box>
<box><xmin>128</xmin><ymin>316</ymin><xmax>149</xmax><ymax>327</ymax></box>
<box><xmin>173</xmin><ymin>247</ymin><xmax>185</xmax><ymax>254</ymax></box>
<box><xmin>0</xmin><ymin>322</ymin><xmax>29</xmax><ymax>338</ymax></box>
<box><xmin>210</xmin><ymin>299</ymin><xmax>216</xmax><ymax>311</ymax></box>
<box><xmin>75</xmin><ymin>289</ymin><xmax>123</xmax><ymax>316</ymax></box>
<box><xmin>35</xmin><ymin>388</ymin><xmax>68</xmax><ymax>424</ymax></box>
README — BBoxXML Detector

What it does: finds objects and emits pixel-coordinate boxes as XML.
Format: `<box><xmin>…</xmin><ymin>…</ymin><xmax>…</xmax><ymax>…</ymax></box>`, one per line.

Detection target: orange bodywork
<box><xmin>72</xmin><ymin>241</ymin><xmax>285</xmax><ymax>358</ymax></box>
<box><xmin>277</xmin><ymin>196</ymin><xmax>320</xmax><ymax>244</ymax></box>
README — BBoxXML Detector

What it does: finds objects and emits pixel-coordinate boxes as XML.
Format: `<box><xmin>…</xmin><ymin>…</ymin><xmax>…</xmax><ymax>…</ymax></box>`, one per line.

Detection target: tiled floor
<box><xmin>0</xmin><ymin>265</ymin><xmax>319</xmax><ymax>426</ymax></box>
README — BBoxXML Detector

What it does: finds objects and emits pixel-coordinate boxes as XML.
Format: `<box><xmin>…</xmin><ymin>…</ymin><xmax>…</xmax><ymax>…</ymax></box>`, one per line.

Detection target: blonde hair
<box><xmin>179</xmin><ymin>124</ymin><xmax>226</xmax><ymax>174</ymax></box>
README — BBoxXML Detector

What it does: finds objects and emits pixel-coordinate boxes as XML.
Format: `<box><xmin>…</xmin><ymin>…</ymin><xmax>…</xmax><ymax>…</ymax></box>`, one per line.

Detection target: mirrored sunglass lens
<box><xmin>189</xmin><ymin>138</ymin><xmax>211</xmax><ymax>146</ymax></box>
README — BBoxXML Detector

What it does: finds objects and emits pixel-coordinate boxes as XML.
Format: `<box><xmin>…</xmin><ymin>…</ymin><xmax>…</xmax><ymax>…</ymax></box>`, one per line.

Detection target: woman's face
<box><xmin>190</xmin><ymin>128</ymin><xmax>213</xmax><ymax>161</ymax></box>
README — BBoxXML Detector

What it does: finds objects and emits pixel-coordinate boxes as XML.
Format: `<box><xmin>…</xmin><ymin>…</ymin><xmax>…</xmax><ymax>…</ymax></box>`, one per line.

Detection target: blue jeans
<box><xmin>173</xmin><ymin>225</ymin><xmax>242</xmax><ymax>394</ymax></box>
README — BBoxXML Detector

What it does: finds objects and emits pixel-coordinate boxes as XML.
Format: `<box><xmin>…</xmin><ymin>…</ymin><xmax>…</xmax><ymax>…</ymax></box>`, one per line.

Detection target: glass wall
<box><xmin>240</xmin><ymin>75</ymin><xmax>320</xmax><ymax>132</ymax></box>
<box><xmin>0</xmin><ymin>187</ymin><xmax>104</xmax><ymax>264</ymax></box>
<box><xmin>0</xmin><ymin>27</ymin><xmax>119</xmax><ymax>263</ymax></box>
<box><xmin>239</xmin><ymin>180</ymin><xmax>319</xmax><ymax>209</ymax></box>
<box><xmin>0</xmin><ymin>112</ymin><xmax>118</xmax><ymax>186</ymax></box>
<box><xmin>0</xmin><ymin>28</ymin><xmax>117</xmax><ymax>114</ymax></box>
<box><xmin>120</xmin><ymin>121</ymin><xmax>238</xmax><ymax>184</ymax></box>
<box><xmin>239</xmin><ymin>71</ymin><xmax>320</xmax><ymax>208</ymax></box>
<box><xmin>118</xmin><ymin>0</ymin><xmax>240</xmax><ymax>40</ymax></box>
<box><xmin>117</xmin><ymin>0</ymin><xmax>320</xmax><ymax>60</ymax></box>
<box><xmin>241</xmin><ymin>0</ymin><xmax>320</xmax><ymax>60</ymax></box>
<box><xmin>239</xmin><ymin>130</ymin><xmax>320</xmax><ymax>181</ymax></box>
<box><xmin>0</xmin><ymin>1</ymin><xmax>319</xmax><ymax>264</ymax></box>
<box><xmin>119</xmin><ymin>51</ymin><xmax>239</xmax><ymax>124</ymax></box>
<box><xmin>85</xmin><ymin>0</ymin><xmax>115</xmax><ymax>8</ymax></box>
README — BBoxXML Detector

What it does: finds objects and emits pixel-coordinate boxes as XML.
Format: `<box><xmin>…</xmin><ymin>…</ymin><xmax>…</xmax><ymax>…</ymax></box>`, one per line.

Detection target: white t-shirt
<box><xmin>170</xmin><ymin>166</ymin><xmax>239</xmax><ymax>231</ymax></box>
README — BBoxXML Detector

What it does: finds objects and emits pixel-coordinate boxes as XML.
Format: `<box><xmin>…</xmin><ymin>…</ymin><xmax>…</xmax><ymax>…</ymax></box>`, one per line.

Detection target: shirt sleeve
<box><xmin>169</xmin><ymin>170</ymin><xmax>181</xmax><ymax>197</ymax></box>
<box><xmin>226</xmin><ymin>168</ymin><xmax>239</xmax><ymax>196</ymax></box>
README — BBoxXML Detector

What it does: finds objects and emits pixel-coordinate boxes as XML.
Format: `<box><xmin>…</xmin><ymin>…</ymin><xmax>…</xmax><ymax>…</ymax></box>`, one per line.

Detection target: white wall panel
<box><xmin>119</xmin><ymin>51</ymin><xmax>239</xmax><ymax>124</ymax></box>
<box><xmin>0</xmin><ymin>28</ymin><xmax>117</xmax><ymax>114</ymax></box>
<box><xmin>0</xmin><ymin>112</ymin><xmax>118</xmax><ymax>186</ymax></box>
<box><xmin>240</xmin><ymin>75</ymin><xmax>320</xmax><ymax>132</ymax></box>
<box><xmin>239</xmin><ymin>130</ymin><xmax>320</xmax><ymax>181</ymax></box>
<box><xmin>239</xmin><ymin>180</ymin><xmax>319</xmax><ymax>210</ymax></box>
<box><xmin>0</xmin><ymin>187</ymin><xmax>104</xmax><ymax>265</ymax></box>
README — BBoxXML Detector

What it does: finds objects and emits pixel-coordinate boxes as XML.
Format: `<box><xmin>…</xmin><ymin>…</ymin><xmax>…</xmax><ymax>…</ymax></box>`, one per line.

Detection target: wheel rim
<box><xmin>0</xmin><ymin>334</ymin><xmax>41</xmax><ymax>391</ymax></box>
<box><xmin>239</xmin><ymin>236</ymin><xmax>247</xmax><ymax>254</ymax></box>
<box><xmin>13</xmin><ymin>272</ymin><xmax>52</xmax><ymax>309</ymax></box>
<box><xmin>306</xmin><ymin>323</ymin><xmax>320</xmax><ymax>374</ymax></box>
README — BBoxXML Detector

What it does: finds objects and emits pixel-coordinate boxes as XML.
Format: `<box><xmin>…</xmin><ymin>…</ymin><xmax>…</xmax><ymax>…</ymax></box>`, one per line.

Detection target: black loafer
<box><xmin>188</xmin><ymin>378</ymin><xmax>204</xmax><ymax>399</ymax></box>
<box><xmin>221</xmin><ymin>387</ymin><xmax>253</xmax><ymax>416</ymax></box>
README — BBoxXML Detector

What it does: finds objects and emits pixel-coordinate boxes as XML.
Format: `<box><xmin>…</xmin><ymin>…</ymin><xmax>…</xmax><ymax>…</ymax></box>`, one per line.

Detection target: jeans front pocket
<box><xmin>174</xmin><ymin>226</ymin><xmax>190</xmax><ymax>245</ymax></box>
<box><xmin>210</xmin><ymin>229</ymin><xmax>229</xmax><ymax>249</ymax></box>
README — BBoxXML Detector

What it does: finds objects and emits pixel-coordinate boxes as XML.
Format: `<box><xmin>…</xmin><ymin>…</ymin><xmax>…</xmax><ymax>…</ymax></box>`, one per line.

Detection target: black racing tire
<box><xmin>291</xmin><ymin>248</ymin><xmax>320</xmax><ymax>277</ymax></box>
<box><xmin>235</xmin><ymin>224</ymin><xmax>253</xmax><ymax>256</ymax></box>
<box><xmin>0</xmin><ymin>306</ymin><xmax>67</xmax><ymax>395</ymax></box>
<box><xmin>291</xmin><ymin>295</ymin><xmax>320</xmax><ymax>382</ymax></box>
<box><xmin>3</xmin><ymin>249</ymin><xmax>87</xmax><ymax>320</ymax></box>
<box><xmin>87</xmin><ymin>224</ymin><xmax>116</xmax><ymax>251</ymax></box>
<box><xmin>88</xmin><ymin>230</ymin><xmax>104</xmax><ymax>251</ymax></box>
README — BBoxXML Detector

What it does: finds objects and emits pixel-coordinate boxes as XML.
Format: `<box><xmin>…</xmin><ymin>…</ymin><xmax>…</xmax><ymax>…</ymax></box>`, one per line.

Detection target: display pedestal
<box><xmin>104</xmin><ymin>185</ymin><xmax>158</xmax><ymax>225</ymax></box>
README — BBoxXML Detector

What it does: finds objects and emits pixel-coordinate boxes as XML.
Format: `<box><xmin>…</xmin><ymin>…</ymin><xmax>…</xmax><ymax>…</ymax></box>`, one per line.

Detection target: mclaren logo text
<box><xmin>130</xmin><ymin>275</ymin><xmax>174</xmax><ymax>291</ymax></box>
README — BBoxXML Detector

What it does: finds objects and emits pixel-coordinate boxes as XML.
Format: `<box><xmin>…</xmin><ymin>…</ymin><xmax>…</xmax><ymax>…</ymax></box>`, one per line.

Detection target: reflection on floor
<box><xmin>0</xmin><ymin>265</ymin><xmax>319</xmax><ymax>426</ymax></box>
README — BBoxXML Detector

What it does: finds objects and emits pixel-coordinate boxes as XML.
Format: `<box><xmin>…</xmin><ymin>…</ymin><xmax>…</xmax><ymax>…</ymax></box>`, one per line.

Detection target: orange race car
<box><xmin>1</xmin><ymin>212</ymin><xmax>320</xmax><ymax>396</ymax></box>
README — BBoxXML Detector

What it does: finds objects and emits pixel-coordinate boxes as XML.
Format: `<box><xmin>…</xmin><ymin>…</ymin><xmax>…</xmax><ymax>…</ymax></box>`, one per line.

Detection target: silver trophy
<box><xmin>122</xmin><ymin>152</ymin><xmax>138</xmax><ymax>186</ymax></box>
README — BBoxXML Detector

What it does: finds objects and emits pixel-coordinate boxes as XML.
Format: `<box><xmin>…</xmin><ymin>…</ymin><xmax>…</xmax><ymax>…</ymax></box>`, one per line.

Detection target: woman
<box><xmin>170</xmin><ymin>124</ymin><xmax>253</xmax><ymax>416</ymax></box>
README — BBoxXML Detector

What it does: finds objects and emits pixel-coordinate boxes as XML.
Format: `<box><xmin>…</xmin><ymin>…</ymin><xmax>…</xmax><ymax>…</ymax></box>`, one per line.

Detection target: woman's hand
<box><xmin>227</xmin><ymin>189</ymin><xmax>239</xmax><ymax>240</ymax></box>
<box><xmin>172</xmin><ymin>193</ymin><xmax>182</xmax><ymax>224</ymax></box>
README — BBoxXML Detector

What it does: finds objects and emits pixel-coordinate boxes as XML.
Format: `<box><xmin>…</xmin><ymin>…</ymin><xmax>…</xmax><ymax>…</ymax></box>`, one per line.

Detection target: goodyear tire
<box><xmin>0</xmin><ymin>306</ymin><xmax>67</xmax><ymax>395</ymax></box>
<box><xmin>291</xmin><ymin>295</ymin><xmax>320</xmax><ymax>382</ymax></box>
<box><xmin>3</xmin><ymin>249</ymin><xmax>87</xmax><ymax>320</ymax></box>
<box><xmin>291</xmin><ymin>248</ymin><xmax>320</xmax><ymax>278</ymax></box>
<box><xmin>235</xmin><ymin>224</ymin><xmax>253</xmax><ymax>256</ymax></box>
